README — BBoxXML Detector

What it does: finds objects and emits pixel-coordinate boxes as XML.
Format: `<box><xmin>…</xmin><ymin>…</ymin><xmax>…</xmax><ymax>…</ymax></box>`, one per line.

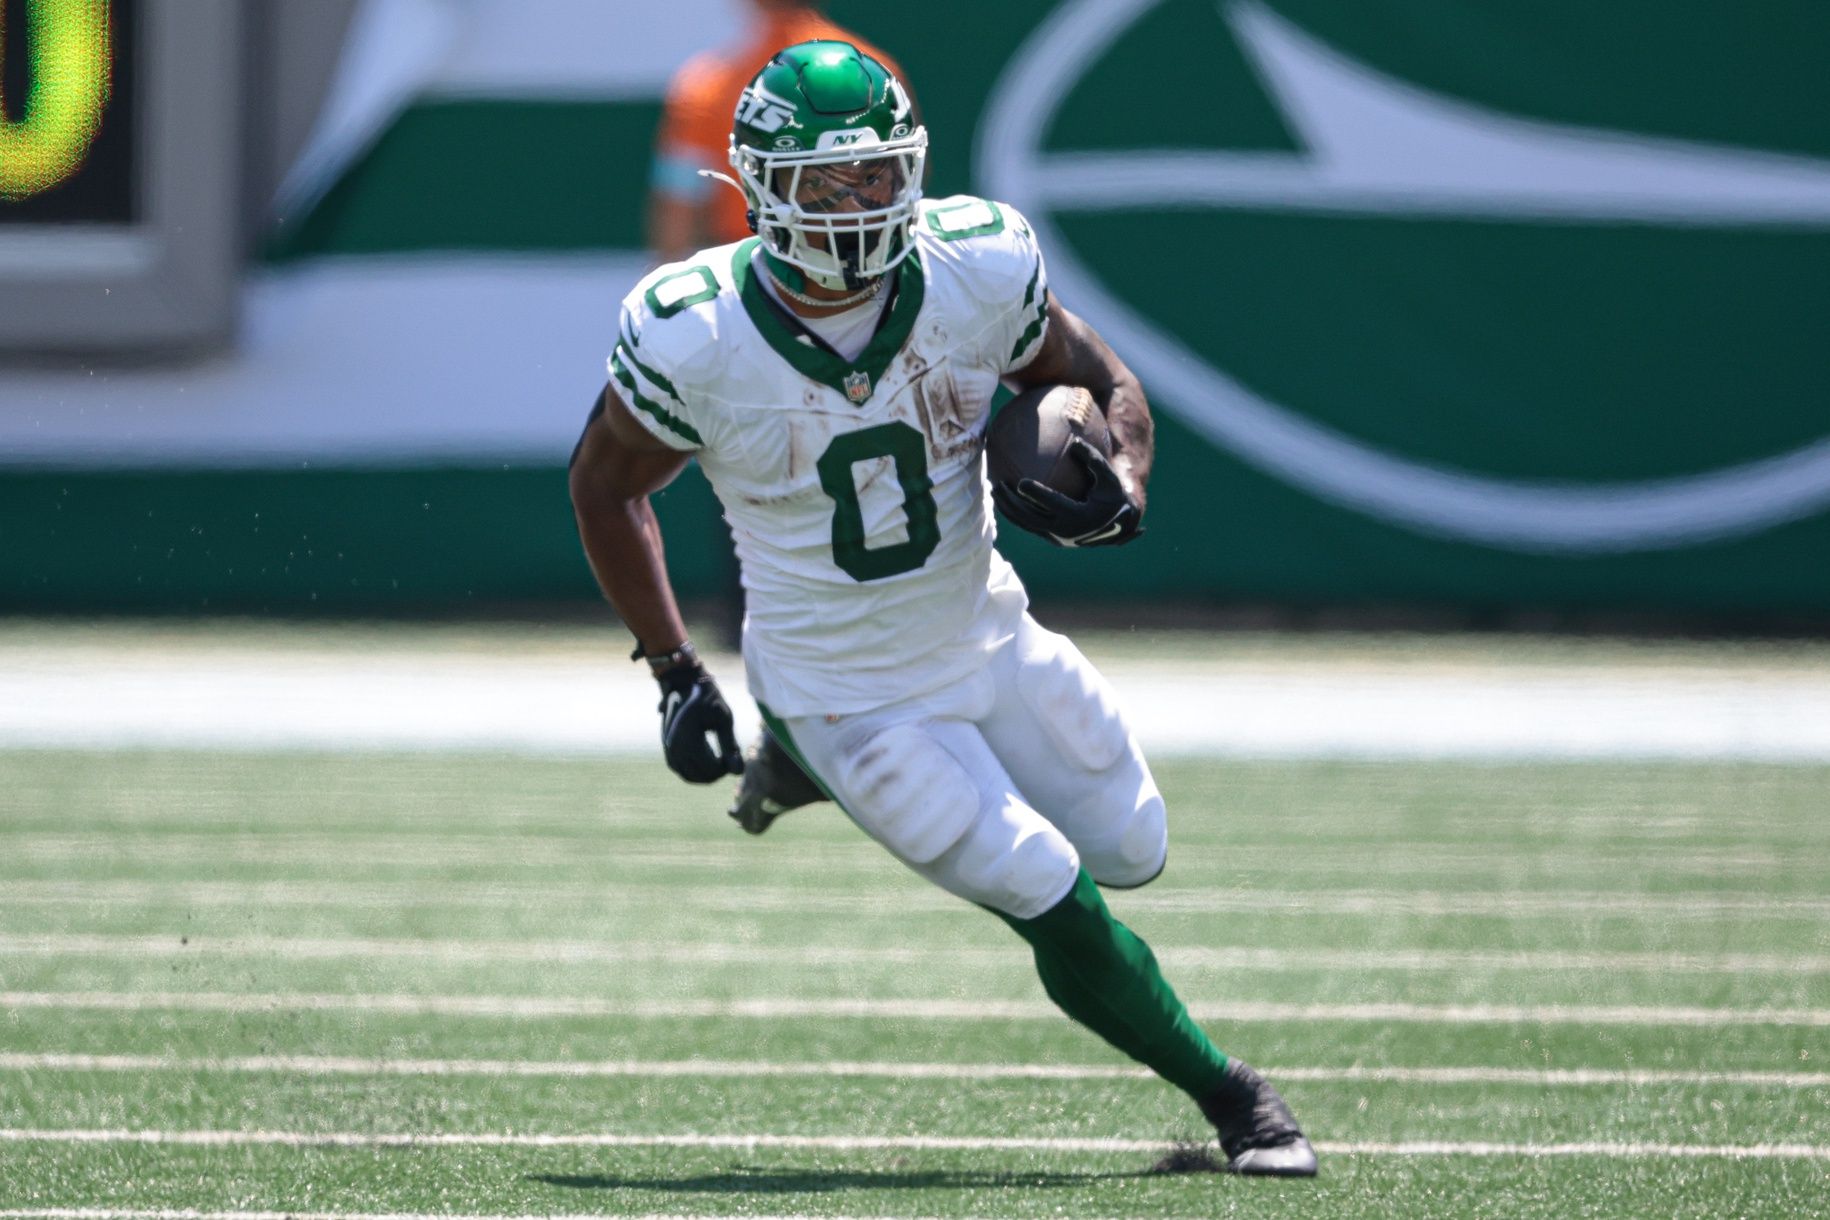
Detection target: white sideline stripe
<box><xmin>7</xmin><ymin>932</ymin><xmax>1827</xmax><ymax>977</ymax></box>
<box><xmin>11</xmin><ymin>642</ymin><xmax>1830</xmax><ymax>760</ymax></box>
<box><xmin>9</xmin><ymin>880</ymin><xmax>1830</xmax><ymax>919</ymax></box>
<box><xmin>5</xmin><ymin>990</ymin><xmax>1828</xmax><ymax>1027</ymax></box>
<box><xmin>1</xmin><ymin>1130</ymin><xmax>1826</xmax><ymax>1161</ymax></box>
<box><xmin>2</xmin><ymin>1052</ymin><xmax>1825</xmax><ymax>1090</ymax></box>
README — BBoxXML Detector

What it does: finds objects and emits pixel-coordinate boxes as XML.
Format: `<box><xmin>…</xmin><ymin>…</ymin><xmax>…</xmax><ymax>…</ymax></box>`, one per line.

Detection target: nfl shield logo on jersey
<box><xmin>843</xmin><ymin>371</ymin><xmax>872</xmax><ymax>404</ymax></box>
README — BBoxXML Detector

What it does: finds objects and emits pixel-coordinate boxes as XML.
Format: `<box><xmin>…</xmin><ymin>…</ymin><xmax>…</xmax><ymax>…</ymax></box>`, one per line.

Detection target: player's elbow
<box><xmin>567</xmin><ymin>458</ymin><xmax>617</xmax><ymax>520</ymax></box>
<box><xmin>570</xmin><ymin>460</ymin><xmax>652</xmax><ymax>530</ymax></box>
<box><xmin>568</xmin><ymin>461</ymin><xmax>621</xmax><ymax>519</ymax></box>
<box><xmin>571</xmin><ymin>477</ymin><xmax>652</xmax><ymax>561</ymax></box>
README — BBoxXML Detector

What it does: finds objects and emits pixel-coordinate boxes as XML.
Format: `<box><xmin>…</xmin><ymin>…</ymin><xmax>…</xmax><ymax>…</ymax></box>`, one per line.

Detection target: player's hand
<box><xmin>992</xmin><ymin>438</ymin><xmax>1144</xmax><ymax>548</ymax></box>
<box><xmin>654</xmin><ymin>658</ymin><xmax>744</xmax><ymax>783</ymax></box>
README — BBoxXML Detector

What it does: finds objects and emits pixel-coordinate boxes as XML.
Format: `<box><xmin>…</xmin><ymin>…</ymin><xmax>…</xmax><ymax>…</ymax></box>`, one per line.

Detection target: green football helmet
<box><xmin>726</xmin><ymin>40</ymin><xmax>926</xmax><ymax>290</ymax></box>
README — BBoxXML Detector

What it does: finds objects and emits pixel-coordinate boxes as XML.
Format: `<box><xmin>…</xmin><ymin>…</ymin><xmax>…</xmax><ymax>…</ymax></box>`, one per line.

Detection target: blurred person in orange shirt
<box><xmin>648</xmin><ymin>1</ymin><xmax>908</xmax><ymax>263</ymax></box>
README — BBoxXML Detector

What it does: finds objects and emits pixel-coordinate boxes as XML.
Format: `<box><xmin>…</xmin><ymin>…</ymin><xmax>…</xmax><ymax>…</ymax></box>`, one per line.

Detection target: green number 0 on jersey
<box><xmin>816</xmin><ymin>422</ymin><xmax>940</xmax><ymax>581</ymax></box>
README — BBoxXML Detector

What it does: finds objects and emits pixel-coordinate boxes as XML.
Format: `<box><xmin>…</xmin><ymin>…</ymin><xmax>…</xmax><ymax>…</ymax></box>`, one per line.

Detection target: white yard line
<box><xmin>1326</xmin><ymin>1141</ymin><xmax>1830</xmax><ymax>1160</ymax></box>
<box><xmin>0</xmin><ymin>805</ymin><xmax>1799</xmax><ymax>833</ymax></box>
<box><xmin>9</xmin><ymin>645</ymin><xmax>1830</xmax><ymax>760</ymax></box>
<box><xmin>0</xmin><ymin>1213</ymin><xmax>857</xmax><ymax>1220</ymax></box>
<box><xmin>0</xmin><ymin>1129</ymin><xmax>1825</xmax><ymax>1160</ymax></box>
<box><xmin>6</xmin><ymin>932</ymin><xmax>1825</xmax><ymax>976</ymax></box>
<box><xmin>1269</xmin><ymin>1066</ymin><xmax>1830</xmax><ymax>1088</ymax></box>
<box><xmin>1</xmin><ymin>1052</ymin><xmax>1823</xmax><ymax>1090</ymax></box>
<box><xmin>0</xmin><ymin>837</ymin><xmax>1793</xmax><ymax>876</ymax></box>
<box><xmin>7</xmin><ymin>879</ymin><xmax>1829</xmax><ymax>918</ymax></box>
<box><xmin>0</xmin><ymin>1214</ymin><xmax>921</xmax><ymax>1220</ymax></box>
<box><xmin>0</xmin><ymin>837</ymin><xmax>876</xmax><ymax>873</ymax></box>
<box><xmin>1117</xmin><ymin>890</ymin><xmax>1830</xmax><ymax>917</ymax></box>
<box><xmin>4</xmin><ymin>990</ymin><xmax>1827</xmax><ymax>1026</ymax></box>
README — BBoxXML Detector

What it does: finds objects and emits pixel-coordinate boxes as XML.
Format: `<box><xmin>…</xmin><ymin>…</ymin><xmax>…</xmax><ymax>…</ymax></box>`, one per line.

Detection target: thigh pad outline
<box><xmin>1091</xmin><ymin>789</ymin><xmax>1168</xmax><ymax>888</ymax></box>
<box><xmin>835</xmin><ymin>721</ymin><xmax>983</xmax><ymax>865</ymax></box>
<box><xmin>1015</xmin><ymin>637</ymin><xmax>1131</xmax><ymax>774</ymax></box>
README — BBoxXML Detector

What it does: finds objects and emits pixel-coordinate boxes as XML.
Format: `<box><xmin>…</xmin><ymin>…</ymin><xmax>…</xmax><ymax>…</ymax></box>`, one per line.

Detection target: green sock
<box><xmin>995</xmin><ymin>869</ymin><xmax>1229</xmax><ymax>1100</ymax></box>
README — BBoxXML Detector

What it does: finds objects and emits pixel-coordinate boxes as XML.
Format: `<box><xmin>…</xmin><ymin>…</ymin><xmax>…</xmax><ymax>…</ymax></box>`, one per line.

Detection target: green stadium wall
<box><xmin>5</xmin><ymin>0</ymin><xmax>1829</xmax><ymax>617</ymax></box>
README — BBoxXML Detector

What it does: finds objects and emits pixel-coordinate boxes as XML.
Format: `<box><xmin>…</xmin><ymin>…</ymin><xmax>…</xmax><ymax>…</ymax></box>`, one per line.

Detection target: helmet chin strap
<box><xmin>762</xmin><ymin>248</ymin><xmax>883</xmax><ymax>306</ymax></box>
<box><xmin>759</xmin><ymin>248</ymin><xmax>813</xmax><ymax>293</ymax></box>
<box><xmin>703</xmin><ymin>168</ymin><xmax>890</xmax><ymax>296</ymax></box>
<box><xmin>765</xmin><ymin>240</ymin><xmax>865</xmax><ymax>292</ymax></box>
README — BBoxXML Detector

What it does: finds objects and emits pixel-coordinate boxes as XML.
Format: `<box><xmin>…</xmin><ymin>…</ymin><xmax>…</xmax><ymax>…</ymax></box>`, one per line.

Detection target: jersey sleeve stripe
<box><xmin>617</xmin><ymin>342</ymin><xmax>686</xmax><ymax>406</ymax></box>
<box><xmin>611</xmin><ymin>349</ymin><xmax>703</xmax><ymax>447</ymax></box>
<box><xmin>1008</xmin><ymin>260</ymin><xmax>1049</xmax><ymax>366</ymax></box>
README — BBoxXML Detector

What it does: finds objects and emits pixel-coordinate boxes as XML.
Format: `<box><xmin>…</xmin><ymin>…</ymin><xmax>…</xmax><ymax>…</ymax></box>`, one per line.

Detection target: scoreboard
<box><xmin>0</xmin><ymin>0</ymin><xmax>133</xmax><ymax>224</ymax></box>
<box><xmin>0</xmin><ymin>0</ymin><xmax>239</xmax><ymax>356</ymax></box>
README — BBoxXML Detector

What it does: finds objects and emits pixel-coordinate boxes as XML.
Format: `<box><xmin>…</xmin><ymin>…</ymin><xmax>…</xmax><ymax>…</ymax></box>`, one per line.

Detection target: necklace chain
<box><xmin>768</xmin><ymin>270</ymin><xmax>884</xmax><ymax>310</ymax></box>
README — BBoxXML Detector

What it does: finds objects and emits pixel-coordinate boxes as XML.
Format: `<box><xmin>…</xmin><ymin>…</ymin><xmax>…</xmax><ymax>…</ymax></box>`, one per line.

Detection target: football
<box><xmin>985</xmin><ymin>384</ymin><xmax>1112</xmax><ymax>500</ymax></box>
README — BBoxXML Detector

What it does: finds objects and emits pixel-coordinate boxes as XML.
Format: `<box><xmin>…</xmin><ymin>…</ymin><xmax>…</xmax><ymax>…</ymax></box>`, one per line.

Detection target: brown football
<box><xmin>985</xmin><ymin>384</ymin><xmax>1112</xmax><ymax>500</ymax></box>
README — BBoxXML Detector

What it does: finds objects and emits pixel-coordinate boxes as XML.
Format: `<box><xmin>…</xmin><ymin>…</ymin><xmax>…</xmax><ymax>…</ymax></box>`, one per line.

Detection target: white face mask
<box><xmin>732</xmin><ymin>131</ymin><xmax>929</xmax><ymax>290</ymax></box>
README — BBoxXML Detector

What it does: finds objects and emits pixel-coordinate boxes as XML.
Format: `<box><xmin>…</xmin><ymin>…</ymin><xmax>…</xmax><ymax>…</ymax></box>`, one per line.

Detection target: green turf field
<box><xmin>2</xmin><ymin>750</ymin><xmax>1827</xmax><ymax>1218</ymax></box>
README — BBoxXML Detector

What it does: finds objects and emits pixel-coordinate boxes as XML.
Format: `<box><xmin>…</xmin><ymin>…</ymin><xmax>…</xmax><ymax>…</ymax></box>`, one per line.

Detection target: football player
<box><xmin>570</xmin><ymin>40</ymin><xmax>1317</xmax><ymax>1177</ymax></box>
<box><xmin>648</xmin><ymin>0</ymin><xmax>908</xmax><ymax>264</ymax></box>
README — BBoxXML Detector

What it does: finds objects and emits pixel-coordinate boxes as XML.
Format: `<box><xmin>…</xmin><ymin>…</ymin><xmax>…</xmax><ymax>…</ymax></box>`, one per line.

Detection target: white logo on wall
<box><xmin>979</xmin><ymin>0</ymin><xmax>1830</xmax><ymax>552</ymax></box>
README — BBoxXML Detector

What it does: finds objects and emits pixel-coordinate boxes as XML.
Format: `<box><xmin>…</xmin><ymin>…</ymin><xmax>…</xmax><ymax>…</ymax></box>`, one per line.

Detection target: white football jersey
<box><xmin>608</xmin><ymin>195</ymin><xmax>1051</xmax><ymax>716</ymax></box>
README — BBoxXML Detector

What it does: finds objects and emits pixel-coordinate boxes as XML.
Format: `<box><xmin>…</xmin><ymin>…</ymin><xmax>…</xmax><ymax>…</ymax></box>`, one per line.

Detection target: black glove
<box><xmin>992</xmin><ymin>437</ymin><xmax>1145</xmax><ymax>548</ymax></box>
<box><xmin>647</xmin><ymin>646</ymin><xmax>743</xmax><ymax>784</ymax></box>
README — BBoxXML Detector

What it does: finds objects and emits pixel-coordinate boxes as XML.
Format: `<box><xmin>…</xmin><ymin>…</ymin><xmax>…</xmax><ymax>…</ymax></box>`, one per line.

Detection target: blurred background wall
<box><xmin>2</xmin><ymin>0</ymin><xmax>1828</xmax><ymax>623</ymax></box>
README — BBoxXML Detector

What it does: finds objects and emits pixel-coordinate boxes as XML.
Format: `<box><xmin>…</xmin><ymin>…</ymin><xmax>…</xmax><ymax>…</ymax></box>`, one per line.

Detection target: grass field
<box><xmin>2</xmin><ymin>744</ymin><xmax>1827</xmax><ymax>1218</ymax></box>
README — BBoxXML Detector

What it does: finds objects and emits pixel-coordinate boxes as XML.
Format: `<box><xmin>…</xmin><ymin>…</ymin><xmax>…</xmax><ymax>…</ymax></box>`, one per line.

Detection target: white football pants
<box><xmin>771</xmin><ymin>613</ymin><xmax>1167</xmax><ymax>920</ymax></box>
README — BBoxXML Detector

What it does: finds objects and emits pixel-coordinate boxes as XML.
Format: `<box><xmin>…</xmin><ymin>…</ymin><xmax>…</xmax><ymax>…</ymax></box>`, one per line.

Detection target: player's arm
<box><xmin>569</xmin><ymin>384</ymin><xmax>694</xmax><ymax>656</ymax></box>
<box><xmin>569</xmin><ymin>386</ymin><xmax>742</xmax><ymax>782</ymax></box>
<box><xmin>1000</xmin><ymin>292</ymin><xmax>1153</xmax><ymax>545</ymax></box>
<box><xmin>1007</xmin><ymin>292</ymin><xmax>1153</xmax><ymax>512</ymax></box>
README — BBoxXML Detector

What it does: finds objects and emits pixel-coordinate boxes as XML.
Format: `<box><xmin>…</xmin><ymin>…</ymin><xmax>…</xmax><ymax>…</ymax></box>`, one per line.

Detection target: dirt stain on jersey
<box><xmin>911</xmin><ymin>363</ymin><xmax>981</xmax><ymax>463</ymax></box>
<box><xmin>739</xmin><ymin>419</ymin><xmax>814</xmax><ymax>506</ymax></box>
<box><xmin>851</xmin><ymin>454</ymin><xmax>891</xmax><ymax>495</ymax></box>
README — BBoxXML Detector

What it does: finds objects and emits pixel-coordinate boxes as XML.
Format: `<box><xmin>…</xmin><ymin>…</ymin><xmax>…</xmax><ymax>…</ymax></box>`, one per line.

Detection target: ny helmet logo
<box><xmin>815</xmin><ymin>128</ymin><xmax>878</xmax><ymax>151</ymax></box>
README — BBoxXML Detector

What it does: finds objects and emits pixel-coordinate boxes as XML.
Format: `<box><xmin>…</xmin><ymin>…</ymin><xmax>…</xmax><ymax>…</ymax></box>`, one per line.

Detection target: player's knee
<box><xmin>836</xmin><ymin>722</ymin><xmax>978</xmax><ymax>864</ymax></box>
<box><xmin>953</xmin><ymin>815</ymin><xmax>1080</xmax><ymax>921</ymax></box>
<box><xmin>1087</xmin><ymin>792</ymin><xmax>1167</xmax><ymax>889</ymax></box>
<box><xmin>1016</xmin><ymin>634</ymin><xmax>1130</xmax><ymax>773</ymax></box>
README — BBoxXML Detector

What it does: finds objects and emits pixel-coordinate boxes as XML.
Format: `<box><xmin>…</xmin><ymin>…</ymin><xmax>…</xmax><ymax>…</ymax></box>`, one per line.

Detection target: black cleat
<box><xmin>1198</xmin><ymin>1059</ymin><xmax>1319</xmax><ymax>1177</ymax></box>
<box><xmin>726</xmin><ymin>730</ymin><xmax>829</xmax><ymax>835</ymax></box>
